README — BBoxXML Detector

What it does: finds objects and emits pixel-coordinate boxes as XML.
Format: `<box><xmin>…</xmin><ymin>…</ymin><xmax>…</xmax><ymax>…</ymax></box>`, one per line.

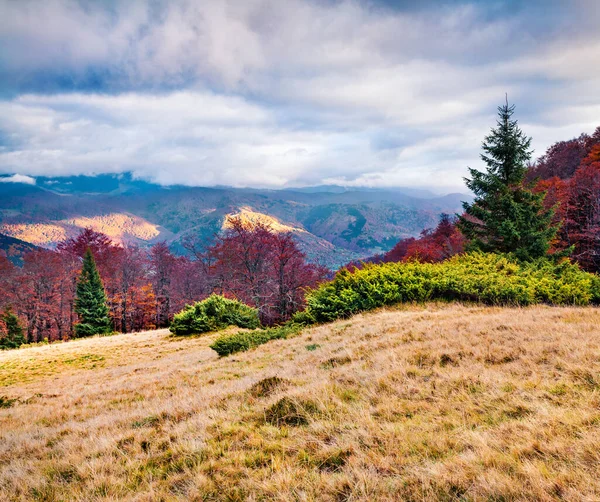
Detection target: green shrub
<box><xmin>290</xmin><ymin>309</ymin><xmax>316</xmax><ymax>326</ymax></box>
<box><xmin>0</xmin><ymin>306</ymin><xmax>26</xmax><ymax>350</ymax></box>
<box><xmin>303</xmin><ymin>253</ymin><xmax>600</xmax><ymax>323</ymax></box>
<box><xmin>169</xmin><ymin>295</ymin><xmax>260</xmax><ymax>336</ymax></box>
<box><xmin>210</xmin><ymin>324</ymin><xmax>302</xmax><ymax>356</ymax></box>
<box><xmin>0</xmin><ymin>396</ymin><xmax>17</xmax><ymax>408</ymax></box>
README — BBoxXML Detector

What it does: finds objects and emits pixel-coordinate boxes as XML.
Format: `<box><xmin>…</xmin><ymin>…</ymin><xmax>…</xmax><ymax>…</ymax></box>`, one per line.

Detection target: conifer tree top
<box><xmin>458</xmin><ymin>100</ymin><xmax>555</xmax><ymax>261</ymax></box>
<box><xmin>478</xmin><ymin>98</ymin><xmax>532</xmax><ymax>187</ymax></box>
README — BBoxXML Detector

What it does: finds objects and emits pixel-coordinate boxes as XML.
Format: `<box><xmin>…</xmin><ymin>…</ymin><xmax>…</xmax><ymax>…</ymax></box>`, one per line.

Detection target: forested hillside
<box><xmin>0</xmin><ymin>233</ymin><xmax>40</xmax><ymax>266</ymax></box>
<box><xmin>0</xmin><ymin>178</ymin><xmax>465</xmax><ymax>269</ymax></box>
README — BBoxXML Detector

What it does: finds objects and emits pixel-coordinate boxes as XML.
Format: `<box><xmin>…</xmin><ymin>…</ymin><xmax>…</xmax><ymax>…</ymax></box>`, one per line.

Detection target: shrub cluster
<box><xmin>210</xmin><ymin>324</ymin><xmax>302</xmax><ymax>356</ymax></box>
<box><xmin>170</xmin><ymin>294</ymin><xmax>260</xmax><ymax>336</ymax></box>
<box><xmin>0</xmin><ymin>307</ymin><xmax>26</xmax><ymax>350</ymax></box>
<box><xmin>300</xmin><ymin>253</ymin><xmax>600</xmax><ymax>323</ymax></box>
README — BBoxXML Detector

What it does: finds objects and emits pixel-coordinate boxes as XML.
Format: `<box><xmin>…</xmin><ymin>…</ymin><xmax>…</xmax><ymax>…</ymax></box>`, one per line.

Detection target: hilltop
<box><xmin>2</xmin><ymin>304</ymin><xmax>600</xmax><ymax>500</ymax></box>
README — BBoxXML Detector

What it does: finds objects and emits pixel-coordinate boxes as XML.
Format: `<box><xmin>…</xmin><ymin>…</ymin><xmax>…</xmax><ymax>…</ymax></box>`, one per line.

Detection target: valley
<box><xmin>0</xmin><ymin>175</ymin><xmax>467</xmax><ymax>269</ymax></box>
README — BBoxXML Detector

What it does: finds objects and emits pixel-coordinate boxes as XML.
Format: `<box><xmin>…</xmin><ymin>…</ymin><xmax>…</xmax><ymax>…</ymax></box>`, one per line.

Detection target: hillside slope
<box><xmin>2</xmin><ymin>304</ymin><xmax>600</xmax><ymax>500</ymax></box>
<box><xmin>0</xmin><ymin>232</ymin><xmax>40</xmax><ymax>266</ymax></box>
<box><xmin>0</xmin><ymin>176</ymin><xmax>467</xmax><ymax>268</ymax></box>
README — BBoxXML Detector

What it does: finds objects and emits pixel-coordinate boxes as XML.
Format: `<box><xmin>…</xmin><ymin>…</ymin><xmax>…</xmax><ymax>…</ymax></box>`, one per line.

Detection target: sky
<box><xmin>0</xmin><ymin>0</ymin><xmax>599</xmax><ymax>193</ymax></box>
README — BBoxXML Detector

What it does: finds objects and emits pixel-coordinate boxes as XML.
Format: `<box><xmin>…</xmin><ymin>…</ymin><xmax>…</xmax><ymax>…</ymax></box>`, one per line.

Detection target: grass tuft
<box><xmin>320</xmin><ymin>356</ymin><xmax>352</xmax><ymax>369</ymax></box>
<box><xmin>0</xmin><ymin>395</ymin><xmax>17</xmax><ymax>408</ymax></box>
<box><xmin>263</xmin><ymin>396</ymin><xmax>320</xmax><ymax>426</ymax></box>
<box><xmin>249</xmin><ymin>376</ymin><xmax>289</xmax><ymax>398</ymax></box>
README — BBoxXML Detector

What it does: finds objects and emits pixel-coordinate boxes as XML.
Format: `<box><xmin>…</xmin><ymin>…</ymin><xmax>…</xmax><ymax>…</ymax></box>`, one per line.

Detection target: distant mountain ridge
<box><xmin>0</xmin><ymin>173</ymin><xmax>470</xmax><ymax>268</ymax></box>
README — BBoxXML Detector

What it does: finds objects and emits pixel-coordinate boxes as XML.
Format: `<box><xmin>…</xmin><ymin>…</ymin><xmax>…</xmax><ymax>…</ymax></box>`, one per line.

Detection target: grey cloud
<box><xmin>0</xmin><ymin>0</ymin><xmax>599</xmax><ymax>191</ymax></box>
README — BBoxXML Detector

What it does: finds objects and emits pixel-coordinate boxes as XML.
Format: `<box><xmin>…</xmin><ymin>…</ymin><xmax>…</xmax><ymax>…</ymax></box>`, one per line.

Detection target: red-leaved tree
<box><xmin>382</xmin><ymin>214</ymin><xmax>465</xmax><ymax>264</ymax></box>
<box><xmin>206</xmin><ymin>217</ymin><xmax>327</xmax><ymax>324</ymax></box>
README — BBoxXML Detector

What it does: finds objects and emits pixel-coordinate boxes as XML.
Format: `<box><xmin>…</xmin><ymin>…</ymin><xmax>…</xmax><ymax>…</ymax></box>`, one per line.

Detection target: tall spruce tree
<box><xmin>0</xmin><ymin>306</ymin><xmax>25</xmax><ymax>350</ymax></box>
<box><xmin>74</xmin><ymin>248</ymin><xmax>112</xmax><ymax>337</ymax></box>
<box><xmin>458</xmin><ymin>100</ymin><xmax>556</xmax><ymax>261</ymax></box>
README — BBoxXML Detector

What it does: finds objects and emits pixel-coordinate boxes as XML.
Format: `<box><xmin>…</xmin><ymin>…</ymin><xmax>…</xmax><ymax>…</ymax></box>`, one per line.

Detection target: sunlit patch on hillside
<box><xmin>64</xmin><ymin>214</ymin><xmax>162</xmax><ymax>242</ymax></box>
<box><xmin>0</xmin><ymin>213</ymin><xmax>167</xmax><ymax>248</ymax></box>
<box><xmin>221</xmin><ymin>207</ymin><xmax>362</xmax><ymax>267</ymax></box>
<box><xmin>0</xmin><ymin>223</ymin><xmax>67</xmax><ymax>246</ymax></box>
<box><xmin>223</xmin><ymin>207</ymin><xmax>305</xmax><ymax>234</ymax></box>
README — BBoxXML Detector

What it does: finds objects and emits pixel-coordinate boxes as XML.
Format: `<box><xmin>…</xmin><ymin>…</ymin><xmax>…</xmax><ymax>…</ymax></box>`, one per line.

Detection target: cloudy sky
<box><xmin>0</xmin><ymin>0</ymin><xmax>599</xmax><ymax>192</ymax></box>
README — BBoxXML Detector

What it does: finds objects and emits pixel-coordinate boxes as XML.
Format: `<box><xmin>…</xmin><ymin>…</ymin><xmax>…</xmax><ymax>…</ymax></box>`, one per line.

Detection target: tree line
<box><xmin>1</xmin><ymin>100</ymin><xmax>599</xmax><ymax>347</ymax></box>
<box><xmin>0</xmin><ymin>217</ymin><xmax>327</xmax><ymax>344</ymax></box>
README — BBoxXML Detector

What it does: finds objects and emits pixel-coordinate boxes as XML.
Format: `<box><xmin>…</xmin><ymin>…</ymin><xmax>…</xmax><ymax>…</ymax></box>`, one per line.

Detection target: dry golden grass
<box><xmin>2</xmin><ymin>304</ymin><xmax>600</xmax><ymax>501</ymax></box>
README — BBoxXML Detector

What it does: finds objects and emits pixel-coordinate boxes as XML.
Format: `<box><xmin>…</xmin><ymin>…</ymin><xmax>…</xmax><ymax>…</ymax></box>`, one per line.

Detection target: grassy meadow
<box><xmin>2</xmin><ymin>303</ymin><xmax>600</xmax><ymax>500</ymax></box>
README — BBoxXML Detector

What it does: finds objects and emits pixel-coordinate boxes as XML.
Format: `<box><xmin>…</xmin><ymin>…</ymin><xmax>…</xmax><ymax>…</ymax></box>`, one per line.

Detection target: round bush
<box><xmin>169</xmin><ymin>295</ymin><xmax>260</xmax><ymax>336</ymax></box>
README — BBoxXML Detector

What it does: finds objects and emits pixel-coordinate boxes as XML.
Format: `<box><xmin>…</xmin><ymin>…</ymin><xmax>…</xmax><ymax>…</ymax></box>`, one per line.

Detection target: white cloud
<box><xmin>0</xmin><ymin>0</ymin><xmax>599</xmax><ymax>190</ymax></box>
<box><xmin>0</xmin><ymin>174</ymin><xmax>36</xmax><ymax>185</ymax></box>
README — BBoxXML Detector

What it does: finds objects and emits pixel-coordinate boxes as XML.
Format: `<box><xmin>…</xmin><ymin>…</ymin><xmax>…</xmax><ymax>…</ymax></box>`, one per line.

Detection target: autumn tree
<box><xmin>15</xmin><ymin>249</ymin><xmax>74</xmax><ymax>342</ymax></box>
<box><xmin>0</xmin><ymin>253</ymin><xmax>16</xmax><ymax>310</ymax></box>
<box><xmin>57</xmin><ymin>227</ymin><xmax>116</xmax><ymax>261</ymax></box>
<box><xmin>170</xmin><ymin>256</ymin><xmax>211</xmax><ymax>314</ymax></box>
<box><xmin>458</xmin><ymin>101</ymin><xmax>555</xmax><ymax>261</ymax></box>
<box><xmin>527</xmin><ymin>135</ymin><xmax>589</xmax><ymax>181</ymax></box>
<box><xmin>114</xmin><ymin>245</ymin><xmax>148</xmax><ymax>333</ymax></box>
<box><xmin>209</xmin><ymin>218</ymin><xmax>275</xmax><ymax>316</ymax></box>
<box><xmin>561</xmin><ymin>150</ymin><xmax>600</xmax><ymax>272</ymax></box>
<box><xmin>268</xmin><ymin>232</ymin><xmax>327</xmax><ymax>323</ymax></box>
<box><xmin>148</xmin><ymin>242</ymin><xmax>177</xmax><ymax>327</ymax></box>
<box><xmin>527</xmin><ymin>126</ymin><xmax>600</xmax><ymax>181</ymax></box>
<box><xmin>530</xmin><ymin>134</ymin><xmax>600</xmax><ymax>270</ymax></box>
<box><xmin>380</xmin><ymin>214</ymin><xmax>465</xmax><ymax>265</ymax></box>
<box><xmin>74</xmin><ymin>248</ymin><xmax>112</xmax><ymax>337</ymax></box>
<box><xmin>403</xmin><ymin>214</ymin><xmax>465</xmax><ymax>263</ymax></box>
<box><xmin>205</xmin><ymin>217</ymin><xmax>326</xmax><ymax>324</ymax></box>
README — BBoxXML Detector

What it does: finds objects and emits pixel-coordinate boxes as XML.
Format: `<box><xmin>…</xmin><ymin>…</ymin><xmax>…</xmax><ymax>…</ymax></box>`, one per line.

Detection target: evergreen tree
<box><xmin>458</xmin><ymin>100</ymin><xmax>556</xmax><ymax>261</ymax></box>
<box><xmin>74</xmin><ymin>248</ymin><xmax>112</xmax><ymax>337</ymax></box>
<box><xmin>0</xmin><ymin>306</ymin><xmax>26</xmax><ymax>350</ymax></box>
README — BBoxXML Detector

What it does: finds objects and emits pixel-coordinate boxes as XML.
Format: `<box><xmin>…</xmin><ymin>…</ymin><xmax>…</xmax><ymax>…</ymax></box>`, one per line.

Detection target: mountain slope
<box><xmin>0</xmin><ymin>175</ymin><xmax>469</xmax><ymax>268</ymax></box>
<box><xmin>1</xmin><ymin>304</ymin><xmax>599</xmax><ymax>500</ymax></box>
<box><xmin>0</xmin><ymin>233</ymin><xmax>40</xmax><ymax>266</ymax></box>
<box><xmin>0</xmin><ymin>213</ymin><xmax>172</xmax><ymax>249</ymax></box>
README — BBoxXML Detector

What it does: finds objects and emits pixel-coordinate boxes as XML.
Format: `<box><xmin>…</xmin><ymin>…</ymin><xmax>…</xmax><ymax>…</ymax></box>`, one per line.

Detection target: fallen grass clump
<box><xmin>249</xmin><ymin>376</ymin><xmax>289</xmax><ymax>398</ymax></box>
<box><xmin>263</xmin><ymin>396</ymin><xmax>320</xmax><ymax>426</ymax></box>
<box><xmin>320</xmin><ymin>355</ymin><xmax>352</xmax><ymax>369</ymax></box>
<box><xmin>210</xmin><ymin>324</ymin><xmax>302</xmax><ymax>356</ymax></box>
<box><xmin>301</xmin><ymin>252</ymin><xmax>600</xmax><ymax>323</ymax></box>
<box><xmin>298</xmin><ymin>447</ymin><xmax>353</xmax><ymax>472</ymax></box>
<box><xmin>169</xmin><ymin>294</ymin><xmax>259</xmax><ymax>336</ymax></box>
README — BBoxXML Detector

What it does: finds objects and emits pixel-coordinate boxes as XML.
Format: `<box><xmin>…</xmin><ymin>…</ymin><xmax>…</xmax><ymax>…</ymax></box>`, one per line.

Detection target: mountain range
<box><xmin>0</xmin><ymin>173</ymin><xmax>469</xmax><ymax>269</ymax></box>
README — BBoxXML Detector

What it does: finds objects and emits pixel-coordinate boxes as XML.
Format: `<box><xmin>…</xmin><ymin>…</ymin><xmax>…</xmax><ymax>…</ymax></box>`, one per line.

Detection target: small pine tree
<box><xmin>458</xmin><ymin>100</ymin><xmax>556</xmax><ymax>261</ymax></box>
<box><xmin>74</xmin><ymin>248</ymin><xmax>112</xmax><ymax>337</ymax></box>
<box><xmin>0</xmin><ymin>306</ymin><xmax>26</xmax><ymax>350</ymax></box>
